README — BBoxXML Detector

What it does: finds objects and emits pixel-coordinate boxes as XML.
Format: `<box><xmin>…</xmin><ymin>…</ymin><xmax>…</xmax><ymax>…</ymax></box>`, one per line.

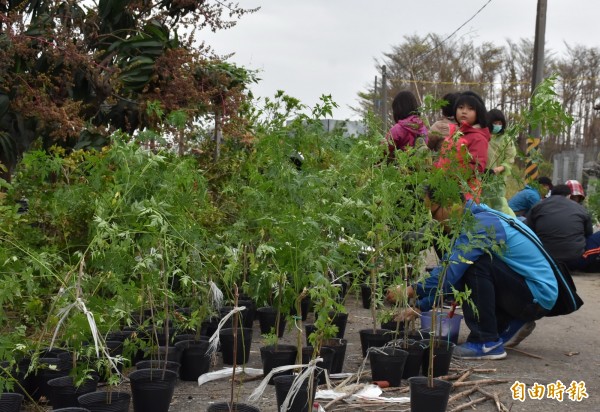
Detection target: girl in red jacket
<box><xmin>434</xmin><ymin>91</ymin><xmax>490</xmax><ymax>200</ymax></box>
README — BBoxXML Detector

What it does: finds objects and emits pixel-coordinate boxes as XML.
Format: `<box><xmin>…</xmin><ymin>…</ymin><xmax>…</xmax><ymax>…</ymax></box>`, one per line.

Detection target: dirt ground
<box><xmin>28</xmin><ymin>268</ymin><xmax>599</xmax><ymax>412</ymax></box>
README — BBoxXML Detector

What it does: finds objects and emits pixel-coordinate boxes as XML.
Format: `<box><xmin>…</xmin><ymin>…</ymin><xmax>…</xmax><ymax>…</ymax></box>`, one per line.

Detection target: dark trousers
<box><xmin>461</xmin><ymin>254</ymin><xmax>548</xmax><ymax>343</ymax></box>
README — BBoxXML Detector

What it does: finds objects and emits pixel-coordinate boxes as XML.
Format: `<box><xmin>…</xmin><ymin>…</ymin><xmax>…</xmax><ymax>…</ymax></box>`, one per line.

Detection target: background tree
<box><xmin>0</xmin><ymin>0</ymin><xmax>258</xmax><ymax>181</ymax></box>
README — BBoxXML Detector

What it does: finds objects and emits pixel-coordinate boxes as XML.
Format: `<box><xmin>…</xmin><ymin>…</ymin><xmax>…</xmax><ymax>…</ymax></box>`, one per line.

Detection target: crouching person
<box><xmin>388</xmin><ymin>187</ymin><xmax>558</xmax><ymax>360</ymax></box>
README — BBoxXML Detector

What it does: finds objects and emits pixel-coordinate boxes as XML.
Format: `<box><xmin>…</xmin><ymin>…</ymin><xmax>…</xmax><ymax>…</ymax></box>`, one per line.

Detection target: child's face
<box><xmin>456</xmin><ymin>104</ymin><xmax>477</xmax><ymax>126</ymax></box>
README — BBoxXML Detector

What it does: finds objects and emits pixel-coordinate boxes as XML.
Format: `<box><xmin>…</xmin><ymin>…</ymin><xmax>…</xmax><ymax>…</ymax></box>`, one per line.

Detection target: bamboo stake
<box><xmin>455</xmin><ymin>370</ymin><xmax>472</xmax><ymax>383</ymax></box>
<box><xmin>452</xmin><ymin>378</ymin><xmax>509</xmax><ymax>388</ymax></box>
<box><xmin>477</xmin><ymin>388</ymin><xmax>510</xmax><ymax>412</ymax></box>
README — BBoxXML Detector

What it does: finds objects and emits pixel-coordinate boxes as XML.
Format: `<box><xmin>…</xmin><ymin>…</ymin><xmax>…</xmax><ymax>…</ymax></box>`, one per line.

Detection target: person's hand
<box><xmin>394</xmin><ymin>306</ymin><xmax>421</xmax><ymax>322</ymax></box>
<box><xmin>484</xmin><ymin>168</ymin><xmax>495</xmax><ymax>175</ymax></box>
<box><xmin>386</xmin><ymin>285</ymin><xmax>414</xmax><ymax>304</ymax></box>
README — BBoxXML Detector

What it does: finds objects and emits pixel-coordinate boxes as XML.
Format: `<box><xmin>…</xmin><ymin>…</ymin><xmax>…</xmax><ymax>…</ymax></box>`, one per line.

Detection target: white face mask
<box><xmin>492</xmin><ymin>124</ymin><xmax>502</xmax><ymax>134</ymax></box>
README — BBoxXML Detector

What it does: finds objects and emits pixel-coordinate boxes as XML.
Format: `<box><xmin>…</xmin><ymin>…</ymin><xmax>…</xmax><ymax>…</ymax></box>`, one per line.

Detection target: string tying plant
<box><xmin>205</xmin><ymin>306</ymin><xmax>246</xmax><ymax>357</ymax></box>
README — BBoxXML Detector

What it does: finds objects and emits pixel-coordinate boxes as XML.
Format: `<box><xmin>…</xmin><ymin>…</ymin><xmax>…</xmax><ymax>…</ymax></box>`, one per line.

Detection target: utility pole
<box><xmin>525</xmin><ymin>0</ymin><xmax>547</xmax><ymax>182</ymax></box>
<box><xmin>380</xmin><ymin>65</ymin><xmax>388</xmax><ymax>133</ymax></box>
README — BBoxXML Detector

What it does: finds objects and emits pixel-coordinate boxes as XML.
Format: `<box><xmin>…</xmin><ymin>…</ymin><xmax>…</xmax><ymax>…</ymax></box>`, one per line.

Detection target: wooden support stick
<box><xmin>449</xmin><ymin>367</ymin><xmax>497</xmax><ymax>373</ymax></box>
<box><xmin>448</xmin><ymin>386</ymin><xmax>479</xmax><ymax>403</ymax></box>
<box><xmin>448</xmin><ymin>396</ymin><xmax>488</xmax><ymax>412</ymax></box>
<box><xmin>506</xmin><ymin>347</ymin><xmax>544</xmax><ymax>359</ymax></box>
<box><xmin>455</xmin><ymin>370</ymin><xmax>472</xmax><ymax>383</ymax></box>
<box><xmin>452</xmin><ymin>378</ymin><xmax>509</xmax><ymax>388</ymax></box>
<box><xmin>477</xmin><ymin>388</ymin><xmax>510</xmax><ymax>412</ymax></box>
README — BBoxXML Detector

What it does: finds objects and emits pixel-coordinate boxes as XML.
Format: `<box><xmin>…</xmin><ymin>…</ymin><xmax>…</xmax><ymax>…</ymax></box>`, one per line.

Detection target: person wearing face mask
<box><xmin>481</xmin><ymin>109</ymin><xmax>517</xmax><ymax>217</ymax></box>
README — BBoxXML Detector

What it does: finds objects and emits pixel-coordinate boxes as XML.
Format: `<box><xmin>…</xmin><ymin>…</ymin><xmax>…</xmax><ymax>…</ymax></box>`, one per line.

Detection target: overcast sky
<box><xmin>202</xmin><ymin>1</ymin><xmax>599</xmax><ymax>120</ymax></box>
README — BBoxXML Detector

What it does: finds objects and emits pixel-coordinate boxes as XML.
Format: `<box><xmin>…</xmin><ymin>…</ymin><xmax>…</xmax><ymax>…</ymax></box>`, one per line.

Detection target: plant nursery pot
<box><xmin>31</xmin><ymin>350</ymin><xmax>73</xmax><ymax>401</ymax></box>
<box><xmin>360</xmin><ymin>284</ymin><xmax>372</xmax><ymax>309</ymax></box>
<box><xmin>273</xmin><ymin>375</ymin><xmax>316</xmax><ymax>412</ymax></box>
<box><xmin>0</xmin><ymin>359</ymin><xmax>31</xmax><ymax>398</ymax></box>
<box><xmin>379</xmin><ymin>319</ymin><xmax>404</xmax><ymax>334</ymax></box>
<box><xmin>47</xmin><ymin>375</ymin><xmax>99</xmax><ymax>409</ymax></box>
<box><xmin>152</xmin><ymin>344</ymin><xmax>183</xmax><ymax>364</ymax></box>
<box><xmin>420</xmin><ymin>310</ymin><xmax>463</xmax><ymax>344</ymax></box>
<box><xmin>206</xmin><ymin>402</ymin><xmax>260</xmax><ymax>412</ymax></box>
<box><xmin>174</xmin><ymin>339</ymin><xmax>211</xmax><ymax>381</ymax></box>
<box><xmin>322</xmin><ymin>311</ymin><xmax>348</xmax><ymax>339</ymax></box>
<box><xmin>322</xmin><ymin>338</ymin><xmax>348</xmax><ymax>374</ymax></box>
<box><xmin>53</xmin><ymin>408</ymin><xmax>92</xmax><ymax>412</ymax></box>
<box><xmin>421</xmin><ymin>339</ymin><xmax>455</xmax><ymax>378</ymax></box>
<box><xmin>301</xmin><ymin>346</ymin><xmax>335</xmax><ymax>385</ymax></box>
<box><xmin>396</xmin><ymin>339</ymin><xmax>427</xmax><ymax>379</ymax></box>
<box><xmin>219</xmin><ymin>306</ymin><xmax>249</xmax><ymax>329</ymax></box>
<box><xmin>289</xmin><ymin>297</ymin><xmax>310</xmax><ymax>322</ymax></box>
<box><xmin>77</xmin><ymin>391</ymin><xmax>131</xmax><ymax>412</ymax></box>
<box><xmin>369</xmin><ymin>347</ymin><xmax>409</xmax><ymax>387</ymax></box>
<box><xmin>304</xmin><ymin>324</ymin><xmax>316</xmax><ymax>345</ymax></box>
<box><xmin>173</xmin><ymin>333</ymin><xmax>208</xmax><ymax>344</ymax></box>
<box><xmin>219</xmin><ymin>327</ymin><xmax>253</xmax><ymax>365</ymax></box>
<box><xmin>237</xmin><ymin>299</ymin><xmax>257</xmax><ymax>329</ymax></box>
<box><xmin>0</xmin><ymin>392</ymin><xmax>23</xmax><ymax>412</ymax></box>
<box><xmin>135</xmin><ymin>360</ymin><xmax>181</xmax><ymax>377</ymax></box>
<box><xmin>358</xmin><ymin>329</ymin><xmax>394</xmax><ymax>357</ymax></box>
<box><xmin>129</xmin><ymin>368</ymin><xmax>178</xmax><ymax>412</ymax></box>
<box><xmin>408</xmin><ymin>376</ymin><xmax>453</xmax><ymax>412</ymax></box>
<box><xmin>256</xmin><ymin>307</ymin><xmax>287</xmax><ymax>338</ymax></box>
<box><xmin>260</xmin><ymin>344</ymin><xmax>298</xmax><ymax>384</ymax></box>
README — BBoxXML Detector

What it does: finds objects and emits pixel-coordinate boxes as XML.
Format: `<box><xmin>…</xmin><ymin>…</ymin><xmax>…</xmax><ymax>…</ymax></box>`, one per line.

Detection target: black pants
<box><xmin>461</xmin><ymin>254</ymin><xmax>549</xmax><ymax>343</ymax></box>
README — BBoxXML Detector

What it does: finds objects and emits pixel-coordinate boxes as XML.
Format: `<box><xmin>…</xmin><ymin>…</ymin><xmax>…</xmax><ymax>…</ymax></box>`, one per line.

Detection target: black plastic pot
<box><xmin>304</xmin><ymin>324</ymin><xmax>316</xmax><ymax>345</ymax></box>
<box><xmin>129</xmin><ymin>368</ymin><xmax>178</xmax><ymax>412</ymax></box>
<box><xmin>219</xmin><ymin>327</ymin><xmax>253</xmax><ymax>365</ymax></box>
<box><xmin>236</xmin><ymin>299</ymin><xmax>257</xmax><ymax>329</ymax></box>
<box><xmin>301</xmin><ymin>346</ymin><xmax>335</xmax><ymax>385</ymax></box>
<box><xmin>31</xmin><ymin>350</ymin><xmax>73</xmax><ymax>401</ymax></box>
<box><xmin>320</xmin><ymin>311</ymin><xmax>348</xmax><ymax>339</ymax></box>
<box><xmin>396</xmin><ymin>339</ymin><xmax>427</xmax><ymax>379</ymax></box>
<box><xmin>173</xmin><ymin>333</ymin><xmax>208</xmax><ymax>344</ymax></box>
<box><xmin>77</xmin><ymin>391</ymin><xmax>131</xmax><ymax>412</ymax></box>
<box><xmin>360</xmin><ymin>283</ymin><xmax>372</xmax><ymax>309</ymax></box>
<box><xmin>289</xmin><ymin>297</ymin><xmax>310</xmax><ymax>322</ymax></box>
<box><xmin>256</xmin><ymin>307</ymin><xmax>286</xmax><ymax>338</ymax></box>
<box><xmin>421</xmin><ymin>339</ymin><xmax>455</xmax><ymax>377</ymax></box>
<box><xmin>260</xmin><ymin>344</ymin><xmax>297</xmax><ymax>384</ymax></box>
<box><xmin>153</xmin><ymin>344</ymin><xmax>183</xmax><ymax>364</ymax></box>
<box><xmin>96</xmin><ymin>341</ymin><xmax>124</xmax><ymax>382</ymax></box>
<box><xmin>0</xmin><ymin>359</ymin><xmax>31</xmax><ymax>398</ymax></box>
<box><xmin>273</xmin><ymin>375</ymin><xmax>316</xmax><ymax>412</ymax></box>
<box><xmin>47</xmin><ymin>375</ymin><xmax>99</xmax><ymax>409</ymax></box>
<box><xmin>219</xmin><ymin>306</ymin><xmax>249</xmax><ymax>329</ymax></box>
<box><xmin>135</xmin><ymin>360</ymin><xmax>181</xmax><ymax>377</ymax></box>
<box><xmin>53</xmin><ymin>408</ymin><xmax>92</xmax><ymax>412</ymax></box>
<box><xmin>206</xmin><ymin>402</ymin><xmax>260</xmax><ymax>412</ymax></box>
<box><xmin>408</xmin><ymin>376</ymin><xmax>453</xmax><ymax>412</ymax></box>
<box><xmin>174</xmin><ymin>339</ymin><xmax>211</xmax><ymax>381</ymax></box>
<box><xmin>369</xmin><ymin>347</ymin><xmax>409</xmax><ymax>387</ymax></box>
<box><xmin>0</xmin><ymin>393</ymin><xmax>23</xmax><ymax>412</ymax></box>
<box><xmin>322</xmin><ymin>338</ymin><xmax>347</xmax><ymax>374</ymax></box>
<box><xmin>358</xmin><ymin>329</ymin><xmax>394</xmax><ymax>357</ymax></box>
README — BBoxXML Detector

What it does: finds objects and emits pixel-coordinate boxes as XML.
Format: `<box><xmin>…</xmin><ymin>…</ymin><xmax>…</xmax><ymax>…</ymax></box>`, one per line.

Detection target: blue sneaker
<box><xmin>500</xmin><ymin>320</ymin><xmax>536</xmax><ymax>348</ymax></box>
<box><xmin>453</xmin><ymin>339</ymin><xmax>507</xmax><ymax>360</ymax></box>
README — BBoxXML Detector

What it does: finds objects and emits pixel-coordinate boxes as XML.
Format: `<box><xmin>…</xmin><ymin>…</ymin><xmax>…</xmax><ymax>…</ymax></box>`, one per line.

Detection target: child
<box><xmin>428</xmin><ymin>92</ymin><xmax>459</xmax><ymax>152</ymax></box>
<box><xmin>434</xmin><ymin>91</ymin><xmax>490</xmax><ymax>200</ymax></box>
<box><xmin>384</xmin><ymin>90</ymin><xmax>428</xmax><ymax>162</ymax></box>
<box><xmin>482</xmin><ymin>108</ymin><xmax>516</xmax><ymax>216</ymax></box>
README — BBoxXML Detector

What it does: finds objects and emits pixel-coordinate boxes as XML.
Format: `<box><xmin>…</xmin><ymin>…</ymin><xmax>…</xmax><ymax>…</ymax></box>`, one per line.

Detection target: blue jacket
<box><xmin>414</xmin><ymin>201</ymin><xmax>558</xmax><ymax>312</ymax></box>
<box><xmin>508</xmin><ymin>185</ymin><xmax>541</xmax><ymax>215</ymax></box>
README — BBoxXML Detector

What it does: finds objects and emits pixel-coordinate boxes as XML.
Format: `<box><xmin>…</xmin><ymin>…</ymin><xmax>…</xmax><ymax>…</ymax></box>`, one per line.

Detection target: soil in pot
<box><xmin>301</xmin><ymin>346</ymin><xmax>335</xmax><ymax>385</ymax></box>
<box><xmin>369</xmin><ymin>347</ymin><xmax>409</xmax><ymax>387</ymax></box>
<box><xmin>129</xmin><ymin>368</ymin><xmax>178</xmax><ymax>412</ymax></box>
<box><xmin>256</xmin><ymin>307</ymin><xmax>286</xmax><ymax>338</ymax></box>
<box><xmin>77</xmin><ymin>391</ymin><xmax>131</xmax><ymax>412</ymax></box>
<box><xmin>174</xmin><ymin>339</ymin><xmax>211</xmax><ymax>381</ymax></box>
<box><xmin>206</xmin><ymin>402</ymin><xmax>260</xmax><ymax>412</ymax></box>
<box><xmin>47</xmin><ymin>375</ymin><xmax>99</xmax><ymax>409</ymax></box>
<box><xmin>219</xmin><ymin>327</ymin><xmax>253</xmax><ymax>365</ymax></box>
<box><xmin>396</xmin><ymin>339</ymin><xmax>427</xmax><ymax>379</ymax></box>
<box><xmin>408</xmin><ymin>376</ymin><xmax>453</xmax><ymax>412</ymax></box>
<box><xmin>260</xmin><ymin>344</ymin><xmax>297</xmax><ymax>384</ymax></box>
<box><xmin>358</xmin><ymin>329</ymin><xmax>394</xmax><ymax>357</ymax></box>
<box><xmin>0</xmin><ymin>392</ymin><xmax>23</xmax><ymax>412</ymax></box>
<box><xmin>321</xmin><ymin>338</ymin><xmax>348</xmax><ymax>374</ymax></box>
<box><xmin>135</xmin><ymin>360</ymin><xmax>181</xmax><ymax>377</ymax></box>
<box><xmin>421</xmin><ymin>339</ymin><xmax>455</xmax><ymax>377</ymax></box>
<box><xmin>273</xmin><ymin>375</ymin><xmax>316</xmax><ymax>412</ymax></box>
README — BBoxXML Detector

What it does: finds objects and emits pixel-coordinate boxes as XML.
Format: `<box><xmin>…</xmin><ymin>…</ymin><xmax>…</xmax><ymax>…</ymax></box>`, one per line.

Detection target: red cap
<box><xmin>566</xmin><ymin>180</ymin><xmax>585</xmax><ymax>200</ymax></box>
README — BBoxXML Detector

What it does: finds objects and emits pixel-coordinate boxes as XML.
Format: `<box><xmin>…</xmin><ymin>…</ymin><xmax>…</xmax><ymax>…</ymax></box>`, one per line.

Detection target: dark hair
<box><xmin>422</xmin><ymin>184</ymin><xmax>465</xmax><ymax>206</ymax></box>
<box><xmin>537</xmin><ymin>176</ymin><xmax>553</xmax><ymax>189</ymax></box>
<box><xmin>391</xmin><ymin>90</ymin><xmax>419</xmax><ymax>122</ymax></box>
<box><xmin>486</xmin><ymin>108</ymin><xmax>506</xmax><ymax>133</ymax></box>
<box><xmin>441</xmin><ymin>92</ymin><xmax>459</xmax><ymax>118</ymax></box>
<box><xmin>551</xmin><ymin>184</ymin><xmax>571</xmax><ymax>196</ymax></box>
<box><xmin>454</xmin><ymin>91</ymin><xmax>487</xmax><ymax>128</ymax></box>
